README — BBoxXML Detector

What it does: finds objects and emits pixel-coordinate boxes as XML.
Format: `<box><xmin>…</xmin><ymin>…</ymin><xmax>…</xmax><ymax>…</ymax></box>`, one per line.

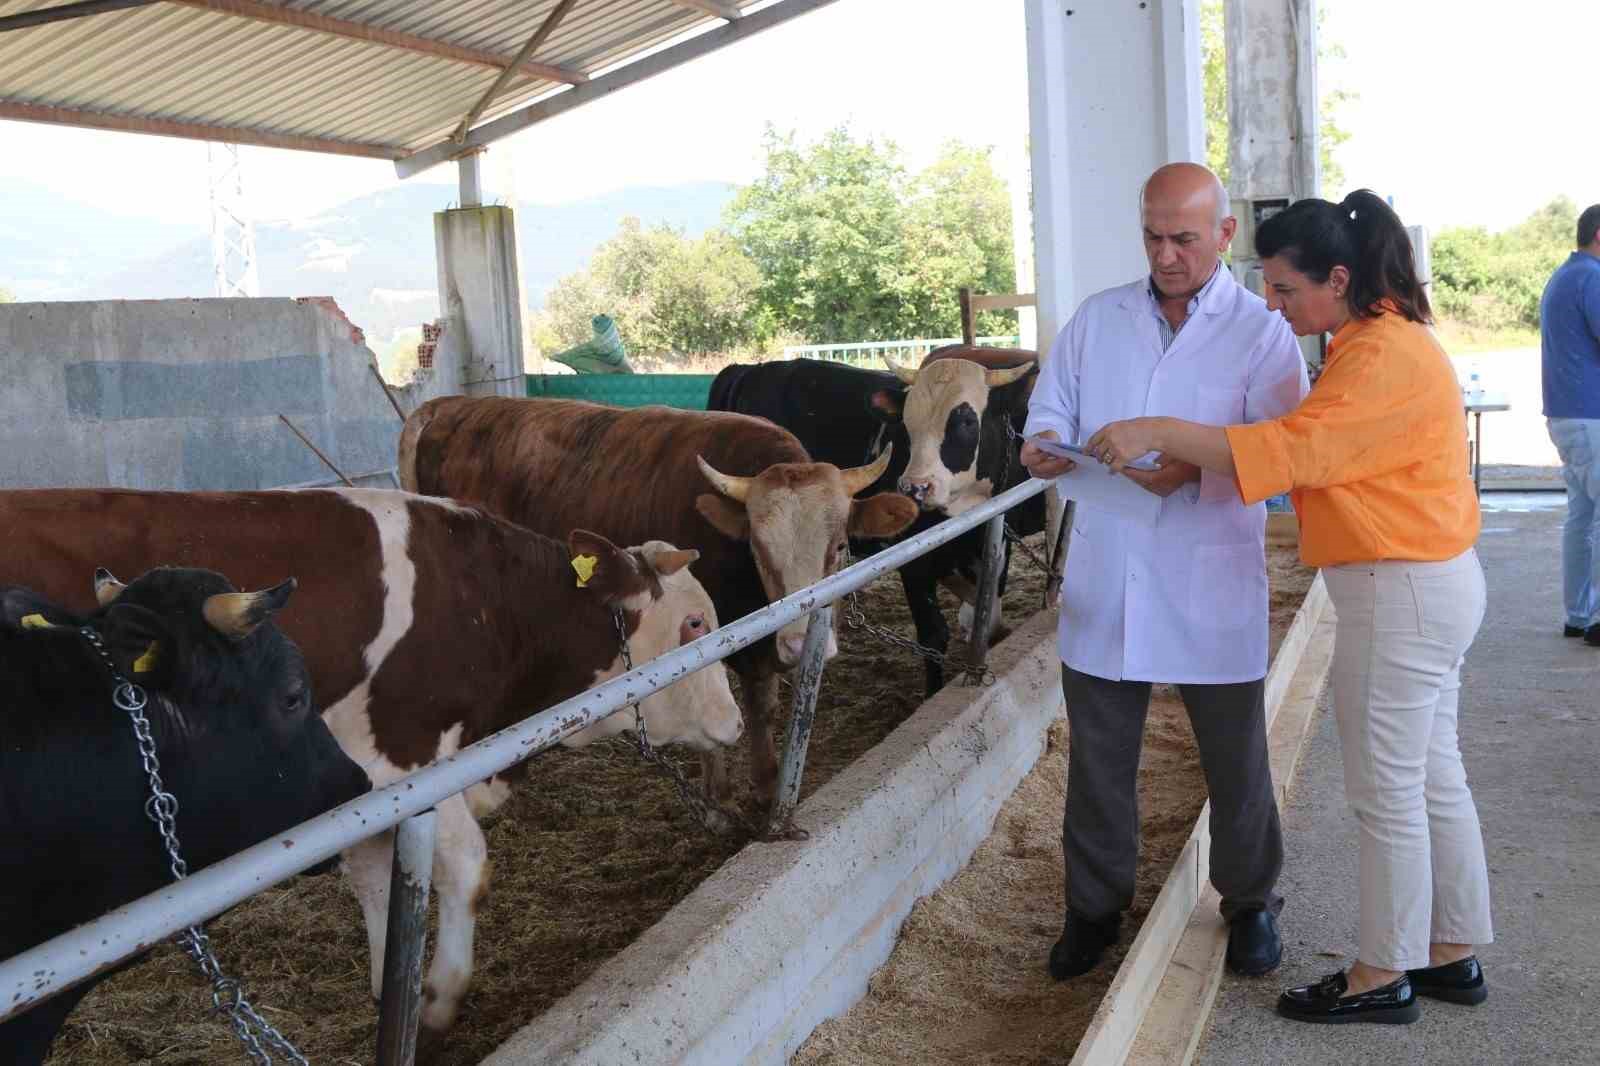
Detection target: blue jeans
<box><xmin>1547</xmin><ymin>418</ymin><xmax>1600</xmax><ymax>628</ymax></box>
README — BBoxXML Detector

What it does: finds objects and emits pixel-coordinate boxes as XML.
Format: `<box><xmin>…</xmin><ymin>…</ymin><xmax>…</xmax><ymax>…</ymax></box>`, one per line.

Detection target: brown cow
<box><xmin>0</xmin><ymin>487</ymin><xmax>742</xmax><ymax>1031</ymax></box>
<box><xmin>398</xmin><ymin>395</ymin><xmax>920</xmax><ymax>805</ymax></box>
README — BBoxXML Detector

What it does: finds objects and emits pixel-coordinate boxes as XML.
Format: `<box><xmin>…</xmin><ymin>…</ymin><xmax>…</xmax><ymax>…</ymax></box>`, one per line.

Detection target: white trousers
<box><xmin>1323</xmin><ymin>549</ymin><xmax>1494</xmax><ymax>971</ymax></box>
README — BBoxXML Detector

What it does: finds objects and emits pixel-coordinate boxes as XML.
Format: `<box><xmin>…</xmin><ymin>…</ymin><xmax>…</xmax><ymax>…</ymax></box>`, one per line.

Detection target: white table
<box><xmin>1464</xmin><ymin>391</ymin><xmax>1511</xmax><ymax>495</ymax></box>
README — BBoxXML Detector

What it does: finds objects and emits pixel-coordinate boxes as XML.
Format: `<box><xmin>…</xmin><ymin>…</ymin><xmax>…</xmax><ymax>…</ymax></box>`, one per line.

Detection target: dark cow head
<box><xmin>80</xmin><ymin>566</ymin><xmax>371</xmax><ymax>870</ymax></box>
<box><xmin>884</xmin><ymin>354</ymin><xmax>1036</xmax><ymax>512</ymax></box>
<box><xmin>560</xmin><ymin>530</ymin><xmax>744</xmax><ymax>752</ymax></box>
<box><xmin>695</xmin><ymin>450</ymin><xmax>919</xmax><ymax>666</ymax></box>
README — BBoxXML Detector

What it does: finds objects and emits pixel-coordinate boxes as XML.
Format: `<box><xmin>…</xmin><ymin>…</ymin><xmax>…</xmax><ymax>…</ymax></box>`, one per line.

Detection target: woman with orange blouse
<box><xmin>1086</xmin><ymin>190</ymin><xmax>1491</xmax><ymax>1025</ymax></box>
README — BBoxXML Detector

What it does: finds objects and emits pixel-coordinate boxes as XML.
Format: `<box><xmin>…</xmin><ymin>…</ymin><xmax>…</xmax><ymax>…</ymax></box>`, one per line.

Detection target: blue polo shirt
<box><xmin>1541</xmin><ymin>250</ymin><xmax>1600</xmax><ymax>419</ymax></box>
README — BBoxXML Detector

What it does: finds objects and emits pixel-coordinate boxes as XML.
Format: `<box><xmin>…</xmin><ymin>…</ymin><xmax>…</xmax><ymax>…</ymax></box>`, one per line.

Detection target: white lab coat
<box><xmin>1025</xmin><ymin>266</ymin><xmax>1308</xmax><ymax>684</ymax></box>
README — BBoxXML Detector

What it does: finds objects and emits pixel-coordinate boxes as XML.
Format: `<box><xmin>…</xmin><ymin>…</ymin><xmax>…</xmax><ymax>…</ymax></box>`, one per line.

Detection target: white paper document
<box><xmin>1051</xmin><ymin>461</ymin><xmax>1163</xmax><ymax>526</ymax></box>
<box><xmin>1026</xmin><ymin>435</ymin><xmax>1162</xmax><ymax>471</ymax></box>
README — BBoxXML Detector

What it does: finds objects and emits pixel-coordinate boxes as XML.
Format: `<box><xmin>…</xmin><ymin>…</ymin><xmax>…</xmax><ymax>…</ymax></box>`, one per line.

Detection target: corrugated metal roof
<box><xmin>0</xmin><ymin>0</ymin><xmax>801</xmax><ymax>168</ymax></box>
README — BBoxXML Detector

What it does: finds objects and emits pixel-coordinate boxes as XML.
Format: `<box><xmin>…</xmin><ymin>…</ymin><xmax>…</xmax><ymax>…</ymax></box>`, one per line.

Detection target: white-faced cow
<box><xmin>0</xmin><ymin>488</ymin><xmax>742</xmax><ymax>1033</ymax></box>
<box><xmin>708</xmin><ymin>350</ymin><xmax>1047</xmax><ymax>694</ymax></box>
<box><xmin>0</xmin><ymin>567</ymin><xmax>371</xmax><ymax>1066</ymax></box>
<box><xmin>398</xmin><ymin>395</ymin><xmax>920</xmax><ymax>807</ymax></box>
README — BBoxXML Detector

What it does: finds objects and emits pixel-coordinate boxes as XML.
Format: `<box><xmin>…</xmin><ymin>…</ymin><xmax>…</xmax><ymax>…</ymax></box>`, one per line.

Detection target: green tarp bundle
<box><xmin>550</xmin><ymin>314</ymin><xmax>633</xmax><ymax>374</ymax></box>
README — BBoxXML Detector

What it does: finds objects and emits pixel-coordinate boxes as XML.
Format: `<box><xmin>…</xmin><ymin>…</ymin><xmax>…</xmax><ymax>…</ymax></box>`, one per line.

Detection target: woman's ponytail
<box><xmin>1339</xmin><ymin>190</ymin><xmax>1431</xmax><ymax>324</ymax></box>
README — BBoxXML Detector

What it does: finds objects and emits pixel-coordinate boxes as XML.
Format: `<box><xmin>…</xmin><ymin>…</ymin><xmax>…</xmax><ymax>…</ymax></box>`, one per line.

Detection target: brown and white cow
<box><xmin>398</xmin><ymin>395</ymin><xmax>920</xmax><ymax>805</ymax></box>
<box><xmin>0</xmin><ymin>487</ymin><xmax>742</xmax><ymax>1031</ymax></box>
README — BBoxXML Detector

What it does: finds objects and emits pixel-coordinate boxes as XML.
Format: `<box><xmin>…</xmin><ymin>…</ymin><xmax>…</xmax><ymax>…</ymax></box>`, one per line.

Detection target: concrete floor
<box><xmin>1195</xmin><ymin>506</ymin><xmax>1600</xmax><ymax>1066</ymax></box>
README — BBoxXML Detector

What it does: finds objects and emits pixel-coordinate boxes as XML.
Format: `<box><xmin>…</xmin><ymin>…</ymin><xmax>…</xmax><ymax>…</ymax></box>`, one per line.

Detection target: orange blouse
<box><xmin>1225</xmin><ymin>305</ymin><xmax>1480</xmax><ymax>567</ymax></box>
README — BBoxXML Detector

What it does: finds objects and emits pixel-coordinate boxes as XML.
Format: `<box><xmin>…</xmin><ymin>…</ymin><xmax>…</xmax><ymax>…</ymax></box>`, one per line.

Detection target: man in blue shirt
<box><xmin>1540</xmin><ymin>203</ymin><xmax>1600</xmax><ymax>646</ymax></box>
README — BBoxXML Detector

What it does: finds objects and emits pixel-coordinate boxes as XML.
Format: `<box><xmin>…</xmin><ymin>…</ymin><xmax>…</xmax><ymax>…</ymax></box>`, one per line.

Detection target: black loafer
<box><xmin>1047</xmin><ymin>911</ymin><xmax>1121</xmax><ymax>980</ymax></box>
<box><xmin>1564</xmin><ymin>624</ymin><xmax>1586</xmax><ymax>638</ymax></box>
<box><xmin>1407</xmin><ymin>956</ymin><xmax>1488</xmax><ymax>1005</ymax></box>
<box><xmin>1226</xmin><ymin>908</ymin><xmax>1283</xmax><ymax>976</ymax></box>
<box><xmin>1586</xmin><ymin>625</ymin><xmax>1600</xmax><ymax>647</ymax></box>
<box><xmin>1277</xmin><ymin>971</ymin><xmax>1420</xmax><ymax>1025</ymax></box>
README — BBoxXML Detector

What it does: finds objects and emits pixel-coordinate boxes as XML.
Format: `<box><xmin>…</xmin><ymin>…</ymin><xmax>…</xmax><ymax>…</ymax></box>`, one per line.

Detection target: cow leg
<box><xmin>899</xmin><ymin>561</ymin><xmax>950</xmax><ymax>697</ymax></box>
<box><xmin>700</xmin><ymin>749</ymin><xmax>732</xmax><ymax>803</ymax></box>
<box><xmin>742</xmin><ymin>666</ymin><xmax>782</xmax><ymax>805</ymax></box>
<box><xmin>421</xmin><ymin>793</ymin><xmax>490</xmax><ymax>1032</ymax></box>
<box><xmin>342</xmin><ymin>828</ymin><xmax>398</xmax><ymax>1002</ymax></box>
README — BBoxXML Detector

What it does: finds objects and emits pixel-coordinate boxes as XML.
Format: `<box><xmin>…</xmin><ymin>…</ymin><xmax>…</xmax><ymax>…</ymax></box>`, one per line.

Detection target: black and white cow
<box><xmin>0</xmin><ymin>567</ymin><xmax>371</xmax><ymax>1066</ymax></box>
<box><xmin>708</xmin><ymin>349</ymin><xmax>1047</xmax><ymax>694</ymax></box>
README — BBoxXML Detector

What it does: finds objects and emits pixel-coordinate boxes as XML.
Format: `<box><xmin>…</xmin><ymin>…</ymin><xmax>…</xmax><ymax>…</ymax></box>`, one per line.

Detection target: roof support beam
<box><xmin>0</xmin><ymin>0</ymin><xmax>155</xmax><ymax>34</ymax></box>
<box><xmin>0</xmin><ymin>100</ymin><xmax>400</xmax><ymax>159</ymax></box>
<box><xmin>397</xmin><ymin>0</ymin><xmax>838</xmax><ymax>178</ymax></box>
<box><xmin>451</xmin><ymin>0</ymin><xmax>579</xmax><ymax>143</ymax></box>
<box><xmin>667</xmin><ymin>0</ymin><xmax>743</xmax><ymax>19</ymax></box>
<box><xmin>168</xmin><ymin>0</ymin><xmax>587</xmax><ymax>85</ymax></box>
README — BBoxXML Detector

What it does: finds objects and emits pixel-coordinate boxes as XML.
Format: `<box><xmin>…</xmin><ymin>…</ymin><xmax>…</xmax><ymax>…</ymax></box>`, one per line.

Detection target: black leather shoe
<box><xmin>1407</xmin><ymin>956</ymin><xmax>1488</xmax><ymax>1005</ymax></box>
<box><xmin>1047</xmin><ymin>911</ymin><xmax>1121</xmax><ymax>980</ymax></box>
<box><xmin>1277</xmin><ymin>971</ymin><xmax>1420</xmax><ymax>1025</ymax></box>
<box><xmin>1586</xmin><ymin>624</ymin><xmax>1600</xmax><ymax>647</ymax></box>
<box><xmin>1226</xmin><ymin>908</ymin><xmax>1283</xmax><ymax>976</ymax></box>
<box><xmin>1564</xmin><ymin>624</ymin><xmax>1586</xmax><ymax>638</ymax></box>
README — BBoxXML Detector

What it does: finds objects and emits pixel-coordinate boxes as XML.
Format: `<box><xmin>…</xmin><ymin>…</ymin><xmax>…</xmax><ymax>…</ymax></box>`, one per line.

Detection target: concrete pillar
<box><xmin>458</xmin><ymin>151</ymin><xmax>484</xmax><ymax>208</ymax></box>
<box><xmin>434</xmin><ymin>205</ymin><xmax>528</xmax><ymax>398</ymax></box>
<box><xmin>1224</xmin><ymin>0</ymin><xmax>1319</xmax><ymax>205</ymax></box>
<box><xmin>1024</xmin><ymin>0</ymin><xmax>1205</xmax><ymax>353</ymax></box>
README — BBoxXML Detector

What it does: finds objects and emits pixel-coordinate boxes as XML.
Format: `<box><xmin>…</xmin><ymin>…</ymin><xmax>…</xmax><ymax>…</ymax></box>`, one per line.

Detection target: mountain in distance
<box><xmin>0</xmin><ymin>179</ymin><xmax>737</xmax><ymax>346</ymax></box>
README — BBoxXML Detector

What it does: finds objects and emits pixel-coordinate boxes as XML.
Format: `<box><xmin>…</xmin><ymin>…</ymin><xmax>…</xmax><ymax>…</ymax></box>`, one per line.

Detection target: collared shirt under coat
<box><xmin>1025</xmin><ymin>265</ymin><xmax>1309</xmax><ymax>685</ymax></box>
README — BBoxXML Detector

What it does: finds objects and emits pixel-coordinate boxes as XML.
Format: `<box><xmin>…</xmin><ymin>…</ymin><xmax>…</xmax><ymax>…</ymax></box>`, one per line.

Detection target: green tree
<box><xmin>542</xmin><ymin>217</ymin><xmax>766</xmax><ymax>358</ymax></box>
<box><xmin>1200</xmin><ymin>0</ymin><xmax>1353</xmax><ymax>195</ymax></box>
<box><xmin>726</xmin><ymin>125</ymin><xmax>912</xmax><ymax>343</ymax></box>
<box><xmin>726</xmin><ymin>126</ymin><xmax>1015</xmax><ymax>343</ymax></box>
<box><xmin>1432</xmin><ymin>196</ymin><xmax>1575</xmax><ymax>332</ymax></box>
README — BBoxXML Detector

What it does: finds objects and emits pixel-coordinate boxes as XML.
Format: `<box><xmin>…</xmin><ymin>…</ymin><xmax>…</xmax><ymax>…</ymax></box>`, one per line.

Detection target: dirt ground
<box><xmin>792</xmin><ymin>548</ymin><xmax>1314</xmax><ymax>1066</ymax></box>
<box><xmin>44</xmin><ymin>536</ymin><xmax>1057</xmax><ymax>1066</ymax></box>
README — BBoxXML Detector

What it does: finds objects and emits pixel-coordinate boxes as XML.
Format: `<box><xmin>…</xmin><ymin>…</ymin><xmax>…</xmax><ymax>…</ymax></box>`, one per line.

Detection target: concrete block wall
<box><xmin>0</xmin><ymin>297</ymin><xmax>450</xmax><ymax>490</ymax></box>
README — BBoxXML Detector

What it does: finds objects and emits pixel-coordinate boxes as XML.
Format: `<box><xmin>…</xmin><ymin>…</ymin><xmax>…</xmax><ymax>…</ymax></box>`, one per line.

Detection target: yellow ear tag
<box><xmin>132</xmin><ymin>641</ymin><xmax>160</xmax><ymax>674</ymax></box>
<box><xmin>571</xmin><ymin>554</ymin><xmax>598</xmax><ymax>588</ymax></box>
<box><xmin>19</xmin><ymin>613</ymin><xmax>54</xmax><ymax>630</ymax></box>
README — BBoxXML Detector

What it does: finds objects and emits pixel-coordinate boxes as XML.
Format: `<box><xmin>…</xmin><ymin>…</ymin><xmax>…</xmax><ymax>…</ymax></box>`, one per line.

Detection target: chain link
<box><xmin>612</xmin><ymin>611</ymin><xmax>756</xmax><ymax>837</ymax></box>
<box><xmin>80</xmin><ymin>626</ymin><xmax>310</xmax><ymax>1066</ymax></box>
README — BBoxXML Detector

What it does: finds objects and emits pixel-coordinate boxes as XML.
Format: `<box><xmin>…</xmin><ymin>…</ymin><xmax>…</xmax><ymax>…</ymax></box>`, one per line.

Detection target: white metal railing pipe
<box><xmin>0</xmin><ymin>476</ymin><xmax>1049</xmax><ymax>1023</ymax></box>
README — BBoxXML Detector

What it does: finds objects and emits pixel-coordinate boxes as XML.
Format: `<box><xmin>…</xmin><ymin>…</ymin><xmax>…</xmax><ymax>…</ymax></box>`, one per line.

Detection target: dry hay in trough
<box><xmin>45</xmin><ymin>537</ymin><xmax>1312</xmax><ymax>1066</ymax></box>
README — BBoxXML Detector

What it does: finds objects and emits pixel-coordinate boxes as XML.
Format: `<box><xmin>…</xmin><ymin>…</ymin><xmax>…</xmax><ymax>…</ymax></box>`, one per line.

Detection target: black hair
<box><xmin>1254</xmin><ymin>189</ymin><xmax>1431</xmax><ymax>324</ymax></box>
<box><xmin>1577</xmin><ymin>204</ymin><xmax>1600</xmax><ymax>248</ymax></box>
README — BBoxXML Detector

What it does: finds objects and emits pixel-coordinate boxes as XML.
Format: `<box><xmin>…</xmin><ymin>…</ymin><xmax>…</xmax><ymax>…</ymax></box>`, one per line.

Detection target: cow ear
<box><xmin>97</xmin><ymin>603</ymin><xmax>177</xmax><ymax>689</ymax></box>
<box><xmin>0</xmin><ymin>587</ymin><xmax>79</xmax><ymax>632</ymax></box>
<box><xmin>695</xmin><ymin>494</ymin><xmax>751</xmax><ymax>541</ymax></box>
<box><xmin>569</xmin><ymin>529</ymin><xmax>649</xmax><ymax>603</ymax></box>
<box><xmin>867</xmin><ymin>387</ymin><xmax>904</xmax><ymax>423</ymax></box>
<box><xmin>848</xmin><ymin>493</ymin><xmax>919</xmax><ymax>540</ymax></box>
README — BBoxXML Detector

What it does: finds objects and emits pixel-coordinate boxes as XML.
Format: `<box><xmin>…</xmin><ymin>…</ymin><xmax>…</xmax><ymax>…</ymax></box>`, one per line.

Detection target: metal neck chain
<box><xmin>839</xmin><ymin>552</ymin><xmax>995</xmax><ymax>687</ymax></box>
<box><xmin>79</xmin><ymin>626</ymin><xmax>310</xmax><ymax>1066</ymax></box>
<box><xmin>611</xmin><ymin>610</ymin><xmax>751</xmax><ymax>837</ymax></box>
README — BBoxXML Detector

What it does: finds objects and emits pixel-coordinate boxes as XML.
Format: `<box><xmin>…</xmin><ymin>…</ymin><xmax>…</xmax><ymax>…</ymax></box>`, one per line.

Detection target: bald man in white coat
<box><xmin>1022</xmin><ymin>164</ymin><xmax>1309</xmax><ymax>979</ymax></box>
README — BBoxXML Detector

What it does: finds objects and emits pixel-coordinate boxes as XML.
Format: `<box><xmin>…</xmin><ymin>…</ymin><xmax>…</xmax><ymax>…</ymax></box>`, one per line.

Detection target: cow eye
<box><xmin>285</xmin><ymin>685</ymin><xmax>310</xmax><ymax>717</ymax></box>
<box><xmin>685</xmin><ymin>614</ymin><xmax>705</xmax><ymax>632</ymax></box>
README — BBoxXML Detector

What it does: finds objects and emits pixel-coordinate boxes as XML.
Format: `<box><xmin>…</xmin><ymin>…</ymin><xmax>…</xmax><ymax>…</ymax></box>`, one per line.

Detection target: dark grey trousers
<box><xmin>1061</xmin><ymin>666</ymin><xmax>1284</xmax><ymax>923</ymax></box>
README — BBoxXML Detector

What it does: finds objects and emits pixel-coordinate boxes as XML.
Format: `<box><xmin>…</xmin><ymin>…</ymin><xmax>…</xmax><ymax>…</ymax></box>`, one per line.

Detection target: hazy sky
<box><xmin>0</xmin><ymin>0</ymin><xmax>1592</xmax><ymax>235</ymax></box>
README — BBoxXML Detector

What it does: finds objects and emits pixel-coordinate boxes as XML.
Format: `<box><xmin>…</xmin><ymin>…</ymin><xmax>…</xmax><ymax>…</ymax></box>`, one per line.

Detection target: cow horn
<box><xmin>984</xmin><ymin>363</ymin><xmax>1034</xmax><ymax>388</ymax></box>
<box><xmin>697</xmin><ymin>455</ymin><xmax>753</xmax><ymax>503</ymax></box>
<box><xmin>840</xmin><ymin>446</ymin><xmax>894</xmax><ymax>496</ymax></box>
<box><xmin>94</xmin><ymin>567</ymin><xmax>126</xmax><ymax>607</ymax></box>
<box><xmin>882</xmin><ymin>354</ymin><xmax>919</xmax><ymax>386</ymax></box>
<box><xmin>649</xmin><ymin>547</ymin><xmax>699</xmax><ymax>577</ymax></box>
<box><xmin>202</xmin><ymin>578</ymin><xmax>297</xmax><ymax>639</ymax></box>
